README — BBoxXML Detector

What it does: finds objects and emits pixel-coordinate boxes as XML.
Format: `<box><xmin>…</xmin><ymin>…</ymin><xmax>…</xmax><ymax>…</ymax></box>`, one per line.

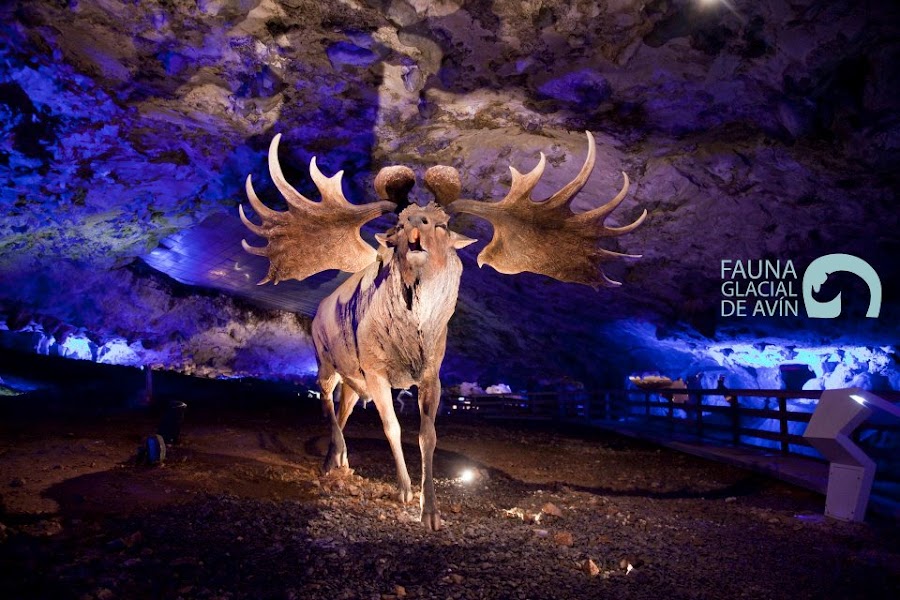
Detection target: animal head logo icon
<box><xmin>802</xmin><ymin>254</ymin><xmax>881</xmax><ymax>319</ymax></box>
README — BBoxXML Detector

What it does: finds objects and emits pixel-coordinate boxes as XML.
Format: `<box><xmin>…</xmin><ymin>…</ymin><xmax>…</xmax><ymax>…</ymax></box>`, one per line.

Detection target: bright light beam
<box><xmin>699</xmin><ymin>0</ymin><xmax>746</xmax><ymax>23</ymax></box>
<box><xmin>459</xmin><ymin>468</ymin><xmax>476</xmax><ymax>484</ymax></box>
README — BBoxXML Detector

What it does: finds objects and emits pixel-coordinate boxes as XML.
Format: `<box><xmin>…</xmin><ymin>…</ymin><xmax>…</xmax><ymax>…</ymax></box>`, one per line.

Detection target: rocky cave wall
<box><xmin>1</xmin><ymin>0</ymin><xmax>898</xmax><ymax>391</ymax></box>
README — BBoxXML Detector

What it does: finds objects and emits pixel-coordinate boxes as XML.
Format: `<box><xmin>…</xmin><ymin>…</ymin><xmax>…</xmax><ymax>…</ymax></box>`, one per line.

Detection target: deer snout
<box><xmin>407</xmin><ymin>227</ymin><xmax>426</xmax><ymax>256</ymax></box>
<box><xmin>407</xmin><ymin>214</ymin><xmax>430</xmax><ymax>228</ymax></box>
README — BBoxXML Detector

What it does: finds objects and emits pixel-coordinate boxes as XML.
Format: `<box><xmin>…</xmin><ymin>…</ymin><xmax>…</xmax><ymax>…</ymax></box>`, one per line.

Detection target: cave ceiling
<box><xmin>1</xmin><ymin>0</ymin><xmax>898</xmax><ymax>387</ymax></box>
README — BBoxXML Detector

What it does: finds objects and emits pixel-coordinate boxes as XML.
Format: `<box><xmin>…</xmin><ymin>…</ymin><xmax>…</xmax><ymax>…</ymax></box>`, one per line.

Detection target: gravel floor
<box><xmin>0</xmin><ymin>404</ymin><xmax>897</xmax><ymax>599</ymax></box>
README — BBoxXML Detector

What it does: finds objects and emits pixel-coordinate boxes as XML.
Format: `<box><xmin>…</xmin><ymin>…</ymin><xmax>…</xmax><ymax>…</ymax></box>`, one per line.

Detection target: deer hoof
<box><xmin>421</xmin><ymin>510</ymin><xmax>442</xmax><ymax>531</ymax></box>
<box><xmin>399</xmin><ymin>487</ymin><xmax>414</xmax><ymax>504</ymax></box>
<box><xmin>323</xmin><ymin>446</ymin><xmax>347</xmax><ymax>473</ymax></box>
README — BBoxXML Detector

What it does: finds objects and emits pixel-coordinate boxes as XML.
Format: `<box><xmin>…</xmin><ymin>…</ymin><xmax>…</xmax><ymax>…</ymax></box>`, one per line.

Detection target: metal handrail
<box><xmin>442</xmin><ymin>388</ymin><xmax>900</xmax><ymax>461</ymax></box>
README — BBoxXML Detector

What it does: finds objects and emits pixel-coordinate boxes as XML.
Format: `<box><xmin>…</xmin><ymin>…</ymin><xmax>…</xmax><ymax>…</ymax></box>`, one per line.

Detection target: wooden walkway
<box><xmin>590</xmin><ymin>419</ymin><xmax>899</xmax><ymax>521</ymax></box>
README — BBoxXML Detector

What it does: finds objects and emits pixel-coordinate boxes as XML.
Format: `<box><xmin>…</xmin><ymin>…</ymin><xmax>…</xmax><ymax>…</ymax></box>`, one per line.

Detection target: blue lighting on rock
<box><xmin>326</xmin><ymin>41</ymin><xmax>379</xmax><ymax>69</ymax></box>
<box><xmin>612</xmin><ymin>320</ymin><xmax>896</xmax><ymax>392</ymax></box>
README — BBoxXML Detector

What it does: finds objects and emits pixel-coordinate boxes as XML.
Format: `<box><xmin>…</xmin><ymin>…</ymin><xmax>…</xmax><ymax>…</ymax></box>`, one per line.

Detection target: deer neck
<box><xmin>387</xmin><ymin>251</ymin><xmax>462</xmax><ymax>326</ymax></box>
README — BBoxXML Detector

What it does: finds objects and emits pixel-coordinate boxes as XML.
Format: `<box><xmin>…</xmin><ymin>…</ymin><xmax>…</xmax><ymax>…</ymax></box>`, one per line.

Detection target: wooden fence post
<box><xmin>731</xmin><ymin>396</ymin><xmax>740</xmax><ymax>446</ymax></box>
<box><xmin>779</xmin><ymin>397</ymin><xmax>789</xmax><ymax>454</ymax></box>
<box><xmin>695</xmin><ymin>394</ymin><xmax>704</xmax><ymax>439</ymax></box>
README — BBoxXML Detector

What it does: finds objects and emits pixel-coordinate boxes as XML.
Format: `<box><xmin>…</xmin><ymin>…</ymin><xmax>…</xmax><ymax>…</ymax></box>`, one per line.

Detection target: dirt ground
<box><xmin>1</xmin><ymin>401</ymin><xmax>898</xmax><ymax>600</ymax></box>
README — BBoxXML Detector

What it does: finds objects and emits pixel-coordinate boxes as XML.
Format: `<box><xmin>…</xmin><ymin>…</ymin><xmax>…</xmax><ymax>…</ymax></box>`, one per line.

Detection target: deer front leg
<box><xmin>320</xmin><ymin>375</ymin><xmax>347</xmax><ymax>472</ymax></box>
<box><xmin>419</xmin><ymin>377</ymin><xmax>441</xmax><ymax>531</ymax></box>
<box><xmin>366</xmin><ymin>374</ymin><xmax>414</xmax><ymax>504</ymax></box>
<box><xmin>324</xmin><ymin>382</ymin><xmax>359</xmax><ymax>471</ymax></box>
<box><xmin>321</xmin><ymin>377</ymin><xmax>357</xmax><ymax>472</ymax></box>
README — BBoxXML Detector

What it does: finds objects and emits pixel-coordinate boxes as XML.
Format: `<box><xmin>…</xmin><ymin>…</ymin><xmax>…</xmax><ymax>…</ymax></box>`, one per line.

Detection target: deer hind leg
<box><xmin>319</xmin><ymin>373</ymin><xmax>349</xmax><ymax>472</ymax></box>
<box><xmin>418</xmin><ymin>377</ymin><xmax>442</xmax><ymax>531</ymax></box>
<box><xmin>366</xmin><ymin>374</ymin><xmax>413</xmax><ymax>504</ymax></box>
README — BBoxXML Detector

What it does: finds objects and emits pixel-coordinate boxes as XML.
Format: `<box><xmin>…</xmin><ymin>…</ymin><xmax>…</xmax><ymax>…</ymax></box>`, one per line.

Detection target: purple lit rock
<box><xmin>0</xmin><ymin>0</ymin><xmax>897</xmax><ymax>388</ymax></box>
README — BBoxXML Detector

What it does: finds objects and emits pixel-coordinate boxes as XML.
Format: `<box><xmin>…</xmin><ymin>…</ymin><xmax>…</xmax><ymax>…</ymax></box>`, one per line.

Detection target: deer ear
<box><xmin>450</xmin><ymin>230</ymin><xmax>477</xmax><ymax>249</ymax></box>
<box><xmin>375</xmin><ymin>232</ymin><xmax>391</xmax><ymax>247</ymax></box>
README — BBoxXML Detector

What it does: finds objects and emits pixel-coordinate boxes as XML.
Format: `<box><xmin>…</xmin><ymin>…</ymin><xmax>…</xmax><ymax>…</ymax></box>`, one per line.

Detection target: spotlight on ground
<box><xmin>459</xmin><ymin>468</ymin><xmax>476</xmax><ymax>484</ymax></box>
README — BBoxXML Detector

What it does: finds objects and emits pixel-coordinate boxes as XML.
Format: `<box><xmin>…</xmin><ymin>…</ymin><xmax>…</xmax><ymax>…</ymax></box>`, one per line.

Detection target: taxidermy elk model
<box><xmin>239</xmin><ymin>132</ymin><xmax>646</xmax><ymax>530</ymax></box>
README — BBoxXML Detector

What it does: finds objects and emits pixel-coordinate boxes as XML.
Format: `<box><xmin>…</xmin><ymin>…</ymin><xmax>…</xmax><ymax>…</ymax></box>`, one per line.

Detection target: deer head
<box><xmin>376</xmin><ymin>203</ymin><xmax>475</xmax><ymax>287</ymax></box>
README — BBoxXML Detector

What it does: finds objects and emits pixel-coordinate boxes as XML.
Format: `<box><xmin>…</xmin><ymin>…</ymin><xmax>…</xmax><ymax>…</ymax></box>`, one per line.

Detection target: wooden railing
<box><xmin>442</xmin><ymin>388</ymin><xmax>900</xmax><ymax>462</ymax></box>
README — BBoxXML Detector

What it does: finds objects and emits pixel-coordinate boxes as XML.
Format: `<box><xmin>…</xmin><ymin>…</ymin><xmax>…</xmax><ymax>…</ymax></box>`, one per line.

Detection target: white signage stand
<box><xmin>803</xmin><ymin>388</ymin><xmax>899</xmax><ymax>522</ymax></box>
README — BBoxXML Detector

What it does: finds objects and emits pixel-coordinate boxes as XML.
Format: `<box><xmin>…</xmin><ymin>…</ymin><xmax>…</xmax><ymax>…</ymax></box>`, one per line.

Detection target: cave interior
<box><xmin>1</xmin><ymin>1</ymin><xmax>899</xmax><ymax>597</ymax></box>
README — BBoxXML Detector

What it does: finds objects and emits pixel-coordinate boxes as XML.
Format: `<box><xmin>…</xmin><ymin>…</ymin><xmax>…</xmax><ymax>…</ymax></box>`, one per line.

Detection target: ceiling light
<box><xmin>698</xmin><ymin>0</ymin><xmax>745</xmax><ymax>22</ymax></box>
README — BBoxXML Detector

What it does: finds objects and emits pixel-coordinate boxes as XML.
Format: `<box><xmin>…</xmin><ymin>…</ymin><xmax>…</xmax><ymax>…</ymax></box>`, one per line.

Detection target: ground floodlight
<box><xmin>803</xmin><ymin>387</ymin><xmax>884</xmax><ymax>522</ymax></box>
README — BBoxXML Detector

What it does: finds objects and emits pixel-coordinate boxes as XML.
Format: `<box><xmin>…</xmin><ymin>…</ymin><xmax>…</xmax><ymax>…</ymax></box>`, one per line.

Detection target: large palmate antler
<box><xmin>240</xmin><ymin>134</ymin><xmax>396</xmax><ymax>284</ymax></box>
<box><xmin>449</xmin><ymin>132</ymin><xmax>647</xmax><ymax>288</ymax></box>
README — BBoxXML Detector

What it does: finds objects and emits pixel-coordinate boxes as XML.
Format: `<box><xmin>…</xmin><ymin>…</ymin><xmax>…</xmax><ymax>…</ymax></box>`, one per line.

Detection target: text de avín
<box><xmin>720</xmin><ymin>259</ymin><xmax>799</xmax><ymax>317</ymax></box>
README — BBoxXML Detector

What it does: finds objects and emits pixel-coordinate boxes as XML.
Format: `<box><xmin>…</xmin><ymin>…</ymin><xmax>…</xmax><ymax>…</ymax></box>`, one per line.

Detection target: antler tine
<box><xmin>240</xmin><ymin>238</ymin><xmax>267</xmax><ymax>257</ymax></box>
<box><xmin>245</xmin><ymin>174</ymin><xmax>279</xmax><ymax>220</ymax></box>
<box><xmin>241</xmin><ymin>174</ymin><xmax>277</xmax><ymax>285</ymax></box>
<box><xmin>602</xmin><ymin>208</ymin><xmax>648</xmax><ymax>236</ymax></box>
<box><xmin>574</xmin><ymin>171</ymin><xmax>631</xmax><ymax>225</ymax></box>
<box><xmin>600</xmin><ymin>272</ymin><xmax>624</xmax><ymax>287</ymax></box>
<box><xmin>309</xmin><ymin>157</ymin><xmax>348</xmax><ymax>208</ymax></box>
<box><xmin>504</xmin><ymin>153</ymin><xmax>547</xmax><ymax>205</ymax></box>
<box><xmin>238</xmin><ymin>203</ymin><xmax>265</xmax><ymax>237</ymax></box>
<box><xmin>268</xmin><ymin>134</ymin><xmax>315</xmax><ymax>212</ymax></box>
<box><xmin>239</xmin><ymin>239</ymin><xmax>272</xmax><ymax>285</ymax></box>
<box><xmin>597</xmin><ymin>246</ymin><xmax>643</xmax><ymax>259</ymax></box>
<box><xmin>543</xmin><ymin>131</ymin><xmax>596</xmax><ymax>210</ymax></box>
<box><xmin>595</xmin><ymin>244</ymin><xmax>644</xmax><ymax>285</ymax></box>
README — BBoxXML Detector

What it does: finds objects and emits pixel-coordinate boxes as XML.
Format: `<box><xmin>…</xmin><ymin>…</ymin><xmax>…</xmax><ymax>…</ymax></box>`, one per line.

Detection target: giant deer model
<box><xmin>240</xmin><ymin>132</ymin><xmax>646</xmax><ymax>530</ymax></box>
